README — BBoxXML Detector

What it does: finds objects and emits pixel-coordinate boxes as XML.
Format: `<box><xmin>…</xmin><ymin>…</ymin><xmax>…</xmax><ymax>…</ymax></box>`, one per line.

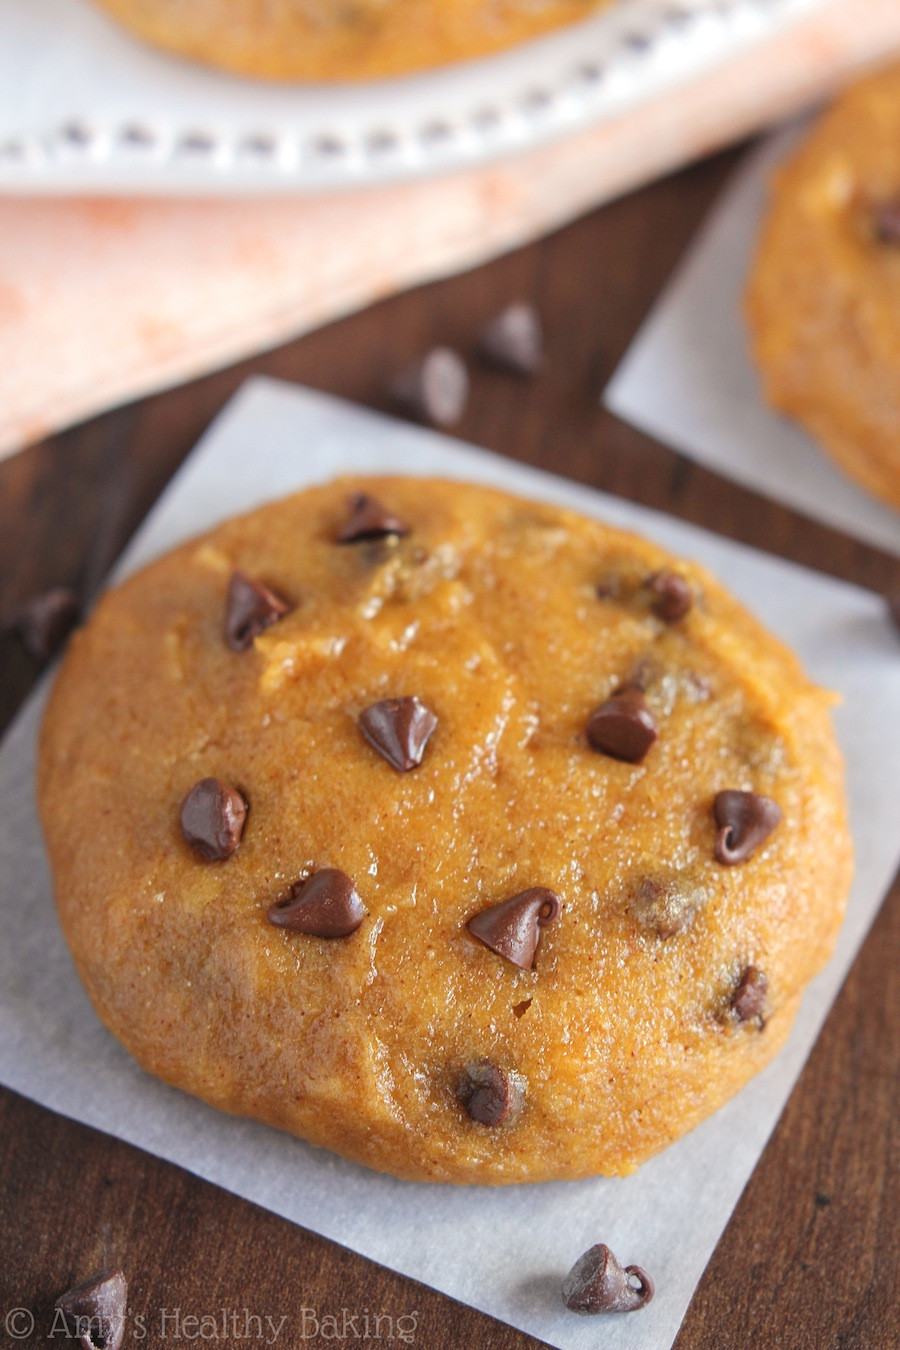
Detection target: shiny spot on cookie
<box><xmin>458</xmin><ymin>1060</ymin><xmax>524</xmax><ymax>1127</ymax></box>
<box><xmin>180</xmin><ymin>778</ymin><xmax>248</xmax><ymax>862</ymax></box>
<box><xmin>586</xmin><ymin>687</ymin><xmax>658</xmax><ymax>763</ymax></box>
<box><xmin>358</xmin><ymin>696</ymin><xmax>438</xmax><ymax>772</ymax></box>
<box><xmin>713</xmin><ymin>790</ymin><xmax>782</xmax><ymax>865</ymax></box>
<box><xmin>224</xmin><ymin>569</ymin><xmax>291</xmax><ymax>651</ymax></box>
<box><xmin>466</xmin><ymin>887</ymin><xmax>561</xmax><ymax>970</ymax></box>
<box><xmin>268</xmin><ymin>868</ymin><xmax>367</xmax><ymax>938</ymax></box>
<box><xmin>562</xmin><ymin>1244</ymin><xmax>654</xmax><ymax>1315</ymax></box>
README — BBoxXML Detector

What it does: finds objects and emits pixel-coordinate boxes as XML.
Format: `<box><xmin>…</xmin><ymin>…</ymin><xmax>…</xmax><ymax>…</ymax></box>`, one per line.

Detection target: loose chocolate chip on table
<box><xmin>458</xmin><ymin>1060</ymin><xmax>524</xmax><ymax>1126</ymax></box>
<box><xmin>358</xmin><ymin>696</ymin><xmax>438</xmax><ymax>772</ymax></box>
<box><xmin>390</xmin><ymin>346</ymin><xmax>469</xmax><ymax>427</ymax></box>
<box><xmin>713</xmin><ymin>789</ymin><xmax>782</xmax><ymax>865</ymax></box>
<box><xmin>586</xmin><ymin>687</ymin><xmax>658</xmax><ymax>763</ymax></box>
<box><xmin>629</xmin><ymin>872</ymin><xmax>708</xmax><ymax>940</ymax></box>
<box><xmin>337</xmin><ymin>493</ymin><xmax>411</xmax><ymax>543</ymax></box>
<box><xmin>55</xmin><ymin>1268</ymin><xmax>128</xmax><ymax>1350</ymax></box>
<box><xmin>466</xmin><ymin>887</ymin><xmax>561</xmax><ymax>970</ymax></box>
<box><xmin>872</xmin><ymin>199</ymin><xmax>900</xmax><ymax>244</ymax></box>
<box><xmin>562</xmin><ymin>1244</ymin><xmax>654</xmax><ymax>1315</ymax></box>
<box><xmin>224</xmin><ymin>569</ymin><xmax>291</xmax><ymax>651</ymax></box>
<box><xmin>646</xmin><ymin>569</ymin><xmax>693</xmax><ymax>622</ymax></box>
<box><xmin>268</xmin><ymin>868</ymin><xmax>367</xmax><ymax>938</ymax></box>
<box><xmin>886</xmin><ymin>593</ymin><xmax>900</xmax><ymax>636</ymax></box>
<box><xmin>730</xmin><ymin>964</ymin><xmax>768</xmax><ymax>1022</ymax></box>
<box><xmin>476</xmin><ymin>302</ymin><xmax>544</xmax><ymax>377</ymax></box>
<box><xmin>8</xmin><ymin>586</ymin><xmax>80</xmax><ymax>662</ymax></box>
<box><xmin>180</xmin><ymin>778</ymin><xmax>247</xmax><ymax>862</ymax></box>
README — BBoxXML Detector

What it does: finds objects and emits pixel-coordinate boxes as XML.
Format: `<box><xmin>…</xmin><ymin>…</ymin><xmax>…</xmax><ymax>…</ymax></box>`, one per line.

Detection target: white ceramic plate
<box><xmin>0</xmin><ymin>0</ymin><xmax>825</xmax><ymax>194</ymax></box>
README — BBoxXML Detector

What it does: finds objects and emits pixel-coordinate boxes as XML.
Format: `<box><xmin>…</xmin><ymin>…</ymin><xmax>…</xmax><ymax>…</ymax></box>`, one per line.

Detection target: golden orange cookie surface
<box><xmin>38</xmin><ymin>477</ymin><xmax>851</xmax><ymax>1183</ymax></box>
<box><xmin>89</xmin><ymin>0</ymin><xmax>613</xmax><ymax>81</ymax></box>
<box><xmin>746</xmin><ymin>62</ymin><xmax>900</xmax><ymax>512</ymax></box>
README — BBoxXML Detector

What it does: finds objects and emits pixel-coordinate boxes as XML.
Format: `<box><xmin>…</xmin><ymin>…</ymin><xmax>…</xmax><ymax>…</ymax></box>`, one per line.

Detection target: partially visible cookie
<box><xmin>38</xmin><ymin>476</ymin><xmax>852</xmax><ymax>1184</ymax></box>
<box><xmin>90</xmin><ymin>0</ymin><xmax>612</xmax><ymax>81</ymax></box>
<box><xmin>746</xmin><ymin>63</ymin><xmax>900</xmax><ymax>512</ymax></box>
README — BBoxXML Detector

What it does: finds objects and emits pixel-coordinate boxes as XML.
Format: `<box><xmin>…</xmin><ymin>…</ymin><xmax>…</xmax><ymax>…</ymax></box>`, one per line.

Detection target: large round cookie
<box><xmin>746</xmin><ymin>62</ymin><xmax>900</xmax><ymax>513</ymax></box>
<box><xmin>39</xmin><ymin>476</ymin><xmax>851</xmax><ymax>1184</ymax></box>
<box><xmin>90</xmin><ymin>0</ymin><xmax>611</xmax><ymax>81</ymax></box>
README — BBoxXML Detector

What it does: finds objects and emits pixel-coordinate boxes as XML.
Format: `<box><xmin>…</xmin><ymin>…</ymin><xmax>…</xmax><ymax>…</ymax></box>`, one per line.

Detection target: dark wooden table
<box><xmin>1</xmin><ymin>146</ymin><xmax>897</xmax><ymax>1350</ymax></box>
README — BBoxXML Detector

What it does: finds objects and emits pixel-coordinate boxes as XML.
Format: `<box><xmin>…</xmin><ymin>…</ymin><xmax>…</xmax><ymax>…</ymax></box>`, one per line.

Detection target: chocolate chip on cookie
<box><xmin>713</xmin><ymin>790</ymin><xmax>782</xmax><ymax>865</ymax></box>
<box><xmin>730</xmin><ymin>965</ymin><xmax>768</xmax><ymax>1023</ymax></box>
<box><xmin>268</xmin><ymin>869</ymin><xmax>367</xmax><ymax>937</ymax></box>
<box><xmin>646</xmin><ymin>570</ymin><xmax>693</xmax><ymax>622</ymax></box>
<box><xmin>225</xmin><ymin>570</ymin><xmax>291</xmax><ymax>651</ymax></box>
<box><xmin>872</xmin><ymin>198</ymin><xmax>900</xmax><ymax>244</ymax></box>
<box><xmin>180</xmin><ymin>778</ymin><xmax>247</xmax><ymax>861</ymax></box>
<box><xmin>476</xmin><ymin>302</ymin><xmax>543</xmax><ymax>377</ymax></box>
<box><xmin>628</xmin><ymin>872</ymin><xmax>708</xmax><ymax>940</ymax></box>
<box><xmin>562</xmin><ymin>1244</ymin><xmax>654</xmax><ymax>1315</ymax></box>
<box><xmin>458</xmin><ymin>1060</ymin><xmax>524</xmax><ymax>1126</ymax></box>
<box><xmin>55</xmin><ymin>1268</ymin><xmax>128</xmax><ymax>1350</ymax></box>
<box><xmin>467</xmin><ymin>887</ymin><xmax>561</xmax><ymax>970</ymax></box>
<box><xmin>586</xmin><ymin>687</ymin><xmax>658</xmax><ymax>763</ymax></box>
<box><xmin>358</xmin><ymin>696</ymin><xmax>438</xmax><ymax>772</ymax></box>
<box><xmin>337</xmin><ymin>493</ymin><xmax>411</xmax><ymax>543</ymax></box>
<box><xmin>390</xmin><ymin>347</ymin><xmax>469</xmax><ymax>427</ymax></box>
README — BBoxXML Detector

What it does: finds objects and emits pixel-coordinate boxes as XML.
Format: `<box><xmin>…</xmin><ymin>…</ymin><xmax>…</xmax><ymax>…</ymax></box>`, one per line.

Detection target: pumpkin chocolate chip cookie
<box><xmin>746</xmin><ymin>62</ymin><xmax>900</xmax><ymax>513</ymax></box>
<box><xmin>38</xmin><ymin>476</ymin><xmax>852</xmax><ymax>1183</ymax></box>
<box><xmin>89</xmin><ymin>0</ymin><xmax>614</xmax><ymax>82</ymax></box>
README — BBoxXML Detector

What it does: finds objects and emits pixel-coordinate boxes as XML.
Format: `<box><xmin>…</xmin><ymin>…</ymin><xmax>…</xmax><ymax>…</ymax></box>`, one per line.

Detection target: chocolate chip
<box><xmin>562</xmin><ymin>1244</ymin><xmax>654</xmax><ymax>1315</ymax></box>
<box><xmin>646</xmin><ymin>570</ymin><xmax>693</xmax><ymax>622</ymax></box>
<box><xmin>55</xmin><ymin>1268</ymin><xmax>128</xmax><ymax>1350</ymax></box>
<box><xmin>224</xmin><ymin>570</ymin><xmax>290</xmax><ymax>651</ymax></box>
<box><xmin>358</xmin><ymin>696</ymin><xmax>438</xmax><ymax>772</ymax></box>
<box><xmin>886</xmin><ymin>593</ymin><xmax>900</xmax><ymax>636</ymax></box>
<box><xmin>476</xmin><ymin>302</ymin><xmax>543</xmax><ymax>377</ymax></box>
<box><xmin>713</xmin><ymin>790</ymin><xmax>782</xmax><ymax>865</ymax></box>
<box><xmin>390</xmin><ymin>347</ymin><xmax>469</xmax><ymax>426</ymax></box>
<box><xmin>268</xmin><ymin>869</ymin><xmax>366</xmax><ymax>937</ymax></box>
<box><xmin>337</xmin><ymin>493</ymin><xmax>411</xmax><ymax>544</ymax></box>
<box><xmin>586</xmin><ymin>687</ymin><xmax>658</xmax><ymax>763</ymax></box>
<box><xmin>458</xmin><ymin>1060</ymin><xmax>524</xmax><ymax>1126</ymax></box>
<box><xmin>873</xmin><ymin>199</ymin><xmax>900</xmax><ymax>244</ymax></box>
<box><xmin>180</xmin><ymin>778</ymin><xmax>247</xmax><ymax>862</ymax></box>
<box><xmin>8</xmin><ymin>587</ymin><xmax>80</xmax><ymax>662</ymax></box>
<box><xmin>466</xmin><ymin>887</ymin><xmax>561</xmax><ymax>970</ymax></box>
<box><xmin>629</xmin><ymin>872</ymin><xmax>708</xmax><ymax>940</ymax></box>
<box><xmin>730</xmin><ymin>965</ymin><xmax>768</xmax><ymax>1022</ymax></box>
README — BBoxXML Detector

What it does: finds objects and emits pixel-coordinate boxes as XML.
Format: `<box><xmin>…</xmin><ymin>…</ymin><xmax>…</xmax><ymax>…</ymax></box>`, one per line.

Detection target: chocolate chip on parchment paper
<box><xmin>562</xmin><ymin>1244</ymin><xmax>654</xmax><ymax>1315</ymax></box>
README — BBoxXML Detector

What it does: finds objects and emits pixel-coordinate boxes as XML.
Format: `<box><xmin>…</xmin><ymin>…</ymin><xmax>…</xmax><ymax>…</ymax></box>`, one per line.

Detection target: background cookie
<box><xmin>89</xmin><ymin>0</ymin><xmax>612</xmax><ymax>82</ymax></box>
<box><xmin>746</xmin><ymin>62</ymin><xmax>900</xmax><ymax>513</ymax></box>
<box><xmin>38</xmin><ymin>476</ymin><xmax>852</xmax><ymax>1184</ymax></box>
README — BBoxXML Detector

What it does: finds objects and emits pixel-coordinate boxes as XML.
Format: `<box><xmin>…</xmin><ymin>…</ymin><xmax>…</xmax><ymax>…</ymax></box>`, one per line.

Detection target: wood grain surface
<box><xmin>0</xmin><ymin>146</ymin><xmax>897</xmax><ymax>1350</ymax></box>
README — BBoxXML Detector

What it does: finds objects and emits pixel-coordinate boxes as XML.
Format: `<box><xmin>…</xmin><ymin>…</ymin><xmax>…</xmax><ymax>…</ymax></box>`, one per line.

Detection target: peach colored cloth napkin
<box><xmin>2</xmin><ymin>0</ymin><xmax>899</xmax><ymax>459</ymax></box>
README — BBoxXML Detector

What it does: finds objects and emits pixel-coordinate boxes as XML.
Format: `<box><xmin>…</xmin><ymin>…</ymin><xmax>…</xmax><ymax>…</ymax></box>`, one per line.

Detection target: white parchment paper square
<box><xmin>604</xmin><ymin>128</ymin><xmax>900</xmax><ymax>559</ymax></box>
<box><xmin>2</xmin><ymin>378</ymin><xmax>898</xmax><ymax>1350</ymax></box>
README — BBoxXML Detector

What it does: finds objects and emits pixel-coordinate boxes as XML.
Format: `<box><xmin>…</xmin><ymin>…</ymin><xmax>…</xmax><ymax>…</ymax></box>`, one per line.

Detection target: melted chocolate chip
<box><xmin>390</xmin><ymin>347</ymin><xmax>469</xmax><ymax>427</ymax></box>
<box><xmin>646</xmin><ymin>570</ymin><xmax>693</xmax><ymax>622</ymax></box>
<box><xmin>225</xmin><ymin>570</ymin><xmax>290</xmax><ymax>651</ymax></box>
<box><xmin>55</xmin><ymin>1269</ymin><xmax>128</xmax><ymax>1350</ymax></box>
<box><xmin>458</xmin><ymin>1060</ymin><xmax>524</xmax><ymax>1126</ymax></box>
<box><xmin>713</xmin><ymin>790</ymin><xmax>782</xmax><ymax>865</ymax></box>
<box><xmin>268</xmin><ymin>869</ymin><xmax>366</xmax><ymax>938</ymax></box>
<box><xmin>730</xmin><ymin>965</ymin><xmax>768</xmax><ymax>1022</ymax></box>
<box><xmin>337</xmin><ymin>493</ymin><xmax>411</xmax><ymax>544</ymax></box>
<box><xmin>180</xmin><ymin>778</ymin><xmax>247</xmax><ymax>862</ymax></box>
<box><xmin>358</xmin><ymin>696</ymin><xmax>438</xmax><ymax>772</ymax></box>
<box><xmin>873</xmin><ymin>199</ymin><xmax>900</xmax><ymax>244</ymax></box>
<box><xmin>466</xmin><ymin>887</ymin><xmax>561</xmax><ymax>970</ymax></box>
<box><xmin>562</xmin><ymin>1244</ymin><xmax>654</xmax><ymax>1315</ymax></box>
<box><xmin>9</xmin><ymin>587</ymin><xmax>80</xmax><ymax>662</ymax></box>
<box><xmin>586</xmin><ymin>687</ymin><xmax>658</xmax><ymax>763</ymax></box>
<box><xmin>629</xmin><ymin>872</ymin><xmax>708</xmax><ymax>940</ymax></box>
<box><xmin>476</xmin><ymin>302</ymin><xmax>543</xmax><ymax>377</ymax></box>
